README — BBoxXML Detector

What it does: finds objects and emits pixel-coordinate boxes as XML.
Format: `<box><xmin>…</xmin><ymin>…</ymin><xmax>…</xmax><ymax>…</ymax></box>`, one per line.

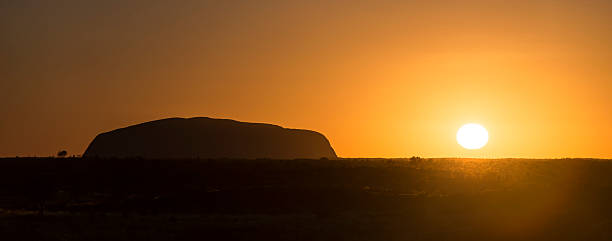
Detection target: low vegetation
<box><xmin>1</xmin><ymin>157</ymin><xmax>611</xmax><ymax>240</ymax></box>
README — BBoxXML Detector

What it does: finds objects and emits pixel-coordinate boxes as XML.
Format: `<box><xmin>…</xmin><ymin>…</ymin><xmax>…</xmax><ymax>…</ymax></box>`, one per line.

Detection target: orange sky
<box><xmin>2</xmin><ymin>0</ymin><xmax>611</xmax><ymax>158</ymax></box>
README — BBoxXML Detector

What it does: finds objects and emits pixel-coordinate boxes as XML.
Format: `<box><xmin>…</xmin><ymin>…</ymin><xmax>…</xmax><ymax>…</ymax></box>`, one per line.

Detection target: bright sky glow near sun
<box><xmin>1</xmin><ymin>0</ymin><xmax>612</xmax><ymax>158</ymax></box>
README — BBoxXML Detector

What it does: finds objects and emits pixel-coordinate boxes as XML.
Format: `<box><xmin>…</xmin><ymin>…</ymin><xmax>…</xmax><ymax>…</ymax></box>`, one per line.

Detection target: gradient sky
<box><xmin>2</xmin><ymin>0</ymin><xmax>612</xmax><ymax>158</ymax></box>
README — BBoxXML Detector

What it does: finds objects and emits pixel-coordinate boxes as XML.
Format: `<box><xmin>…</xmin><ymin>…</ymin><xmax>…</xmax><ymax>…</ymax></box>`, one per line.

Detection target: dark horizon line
<box><xmin>1</xmin><ymin>156</ymin><xmax>611</xmax><ymax>161</ymax></box>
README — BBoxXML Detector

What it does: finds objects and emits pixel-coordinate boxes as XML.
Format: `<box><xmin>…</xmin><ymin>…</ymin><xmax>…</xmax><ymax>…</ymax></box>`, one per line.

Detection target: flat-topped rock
<box><xmin>83</xmin><ymin>117</ymin><xmax>337</xmax><ymax>159</ymax></box>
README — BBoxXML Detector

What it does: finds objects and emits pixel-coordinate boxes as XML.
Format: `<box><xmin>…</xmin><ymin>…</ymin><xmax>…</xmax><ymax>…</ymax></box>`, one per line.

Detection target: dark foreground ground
<box><xmin>1</xmin><ymin>157</ymin><xmax>612</xmax><ymax>240</ymax></box>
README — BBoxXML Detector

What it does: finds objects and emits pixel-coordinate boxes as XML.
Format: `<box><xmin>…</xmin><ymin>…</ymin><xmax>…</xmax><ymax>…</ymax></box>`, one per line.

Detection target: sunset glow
<box><xmin>2</xmin><ymin>1</ymin><xmax>612</xmax><ymax>158</ymax></box>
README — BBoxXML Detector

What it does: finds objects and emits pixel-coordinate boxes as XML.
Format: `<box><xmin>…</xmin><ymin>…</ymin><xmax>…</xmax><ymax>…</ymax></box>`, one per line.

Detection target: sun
<box><xmin>456</xmin><ymin>123</ymin><xmax>489</xmax><ymax>150</ymax></box>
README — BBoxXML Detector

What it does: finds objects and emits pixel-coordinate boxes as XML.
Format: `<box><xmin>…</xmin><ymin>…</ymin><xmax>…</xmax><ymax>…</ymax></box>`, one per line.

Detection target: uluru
<box><xmin>83</xmin><ymin>117</ymin><xmax>337</xmax><ymax>159</ymax></box>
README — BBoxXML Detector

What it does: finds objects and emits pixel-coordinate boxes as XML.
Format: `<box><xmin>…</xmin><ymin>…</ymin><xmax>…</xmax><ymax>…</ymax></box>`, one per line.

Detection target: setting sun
<box><xmin>456</xmin><ymin>124</ymin><xmax>489</xmax><ymax>150</ymax></box>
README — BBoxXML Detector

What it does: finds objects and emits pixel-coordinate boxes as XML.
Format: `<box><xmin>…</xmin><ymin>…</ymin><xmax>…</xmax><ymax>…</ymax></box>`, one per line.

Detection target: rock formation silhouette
<box><xmin>83</xmin><ymin>117</ymin><xmax>337</xmax><ymax>159</ymax></box>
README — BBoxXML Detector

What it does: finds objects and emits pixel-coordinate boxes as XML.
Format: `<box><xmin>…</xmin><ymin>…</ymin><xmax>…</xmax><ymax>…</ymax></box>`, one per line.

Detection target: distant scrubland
<box><xmin>1</xmin><ymin>157</ymin><xmax>611</xmax><ymax>241</ymax></box>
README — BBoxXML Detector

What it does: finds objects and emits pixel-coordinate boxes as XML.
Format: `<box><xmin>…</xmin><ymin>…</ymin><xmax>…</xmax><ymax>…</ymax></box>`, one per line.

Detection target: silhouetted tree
<box><xmin>57</xmin><ymin>150</ymin><xmax>67</xmax><ymax>158</ymax></box>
